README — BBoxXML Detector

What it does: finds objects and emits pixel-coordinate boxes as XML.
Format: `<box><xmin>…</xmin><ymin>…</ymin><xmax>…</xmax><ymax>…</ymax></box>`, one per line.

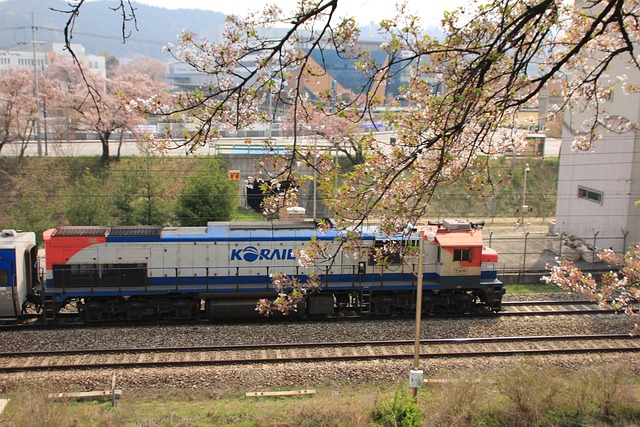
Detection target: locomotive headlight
<box><xmin>427</xmin><ymin>231</ymin><xmax>435</xmax><ymax>242</ymax></box>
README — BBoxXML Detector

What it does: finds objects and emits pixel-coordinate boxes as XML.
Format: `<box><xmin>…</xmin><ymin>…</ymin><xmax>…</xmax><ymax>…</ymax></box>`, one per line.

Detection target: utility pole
<box><xmin>32</xmin><ymin>13</ymin><xmax>43</xmax><ymax>157</ymax></box>
<box><xmin>410</xmin><ymin>230</ymin><xmax>426</xmax><ymax>401</ymax></box>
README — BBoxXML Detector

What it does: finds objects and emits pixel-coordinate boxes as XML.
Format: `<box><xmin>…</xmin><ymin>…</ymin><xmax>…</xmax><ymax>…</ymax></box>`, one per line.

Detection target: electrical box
<box><xmin>409</xmin><ymin>369</ymin><xmax>424</xmax><ymax>388</ymax></box>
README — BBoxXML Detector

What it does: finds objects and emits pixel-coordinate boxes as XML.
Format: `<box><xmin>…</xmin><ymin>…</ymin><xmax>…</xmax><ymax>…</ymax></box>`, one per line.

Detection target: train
<box><xmin>0</xmin><ymin>217</ymin><xmax>503</xmax><ymax>322</ymax></box>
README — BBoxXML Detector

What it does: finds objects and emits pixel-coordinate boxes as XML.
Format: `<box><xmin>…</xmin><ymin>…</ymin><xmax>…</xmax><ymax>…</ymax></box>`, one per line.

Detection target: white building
<box><xmin>0</xmin><ymin>44</ymin><xmax>106</xmax><ymax>79</ymax></box>
<box><xmin>554</xmin><ymin>60</ymin><xmax>640</xmax><ymax>253</ymax></box>
<box><xmin>0</xmin><ymin>50</ymin><xmax>46</xmax><ymax>75</ymax></box>
<box><xmin>166</xmin><ymin>61</ymin><xmax>214</xmax><ymax>91</ymax></box>
<box><xmin>167</xmin><ymin>54</ymin><xmax>257</xmax><ymax>92</ymax></box>
<box><xmin>49</xmin><ymin>43</ymin><xmax>106</xmax><ymax>78</ymax></box>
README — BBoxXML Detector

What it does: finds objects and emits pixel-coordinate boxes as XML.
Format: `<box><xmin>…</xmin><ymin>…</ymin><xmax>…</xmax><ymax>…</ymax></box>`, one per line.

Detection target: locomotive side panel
<box><xmin>114</xmin><ymin>245</ymin><xmax>149</xmax><ymax>287</ymax></box>
<box><xmin>163</xmin><ymin>242</ymin><xmax>180</xmax><ymax>283</ymax></box>
<box><xmin>190</xmin><ymin>241</ymin><xmax>209</xmax><ymax>282</ymax></box>
<box><xmin>207</xmin><ymin>241</ymin><xmax>229</xmax><ymax>281</ymax></box>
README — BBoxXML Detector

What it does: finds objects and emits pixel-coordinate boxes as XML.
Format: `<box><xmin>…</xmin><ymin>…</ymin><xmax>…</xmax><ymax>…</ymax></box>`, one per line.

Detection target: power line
<box><xmin>0</xmin><ymin>24</ymin><xmax>173</xmax><ymax>46</ymax></box>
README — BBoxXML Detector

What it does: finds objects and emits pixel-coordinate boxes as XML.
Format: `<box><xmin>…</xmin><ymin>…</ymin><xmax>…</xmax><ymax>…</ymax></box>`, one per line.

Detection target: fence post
<box><xmin>111</xmin><ymin>371</ymin><xmax>117</xmax><ymax>407</ymax></box>
<box><xmin>591</xmin><ymin>231</ymin><xmax>599</xmax><ymax>271</ymax></box>
<box><xmin>558</xmin><ymin>233</ymin><xmax>564</xmax><ymax>258</ymax></box>
<box><xmin>623</xmin><ymin>230</ymin><xmax>630</xmax><ymax>255</ymax></box>
<box><xmin>522</xmin><ymin>232</ymin><xmax>530</xmax><ymax>277</ymax></box>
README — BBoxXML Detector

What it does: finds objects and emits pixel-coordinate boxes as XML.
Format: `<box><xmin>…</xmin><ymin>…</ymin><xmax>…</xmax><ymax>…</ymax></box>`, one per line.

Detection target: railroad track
<box><xmin>0</xmin><ymin>300</ymin><xmax>621</xmax><ymax>332</ymax></box>
<box><xmin>1</xmin><ymin>334</ymin><xmax>638</xmax><ymax>373</ymax></box>
<box><xmin>499</xmin><ymin>300</ymin><xmax>617</xmax><ymax>316</ymax></box>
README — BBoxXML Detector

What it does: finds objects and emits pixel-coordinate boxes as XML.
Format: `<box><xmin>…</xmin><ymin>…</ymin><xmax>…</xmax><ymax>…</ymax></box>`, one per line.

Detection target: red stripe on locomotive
<box><xmin>43</xmin><ymin>228</ymin><xmax>106</xmax><ymax>270</ymax></box>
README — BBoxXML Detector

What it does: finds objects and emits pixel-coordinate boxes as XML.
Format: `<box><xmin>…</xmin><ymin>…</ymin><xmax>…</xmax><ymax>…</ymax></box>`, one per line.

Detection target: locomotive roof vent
<box><xmin>227</xmin><ymin>221</ymin><xmax>316</xmax><ymax>231</ymax></box>
<box><xmin>54</xmin><ymin>226</ymin><xmax>109</xmax><ymax>237</ymax></box>
<box><xmin>442</xmin><ymin>219</ymin><xmax>472</xmax><ymax>231</ymax></box>
<box><xmin>109</xmin><ymin>226</ymin><xmax>163</xmax><ymax>237</ymax></box>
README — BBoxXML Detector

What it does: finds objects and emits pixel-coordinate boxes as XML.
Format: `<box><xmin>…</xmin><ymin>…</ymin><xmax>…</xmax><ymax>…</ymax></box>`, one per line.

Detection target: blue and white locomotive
<box><xmin>0</xmin><ymin>218</ymin><xmax>503</xmax><ymax>322</ymax></box>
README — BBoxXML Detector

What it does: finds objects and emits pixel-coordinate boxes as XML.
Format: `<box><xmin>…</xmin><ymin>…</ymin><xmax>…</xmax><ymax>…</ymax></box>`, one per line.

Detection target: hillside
<box><xmin>0</xmin><ymin>0</ymin><xmax>226</xmax><ymax>60</ymax></box>
<box><xmin>0</xmin><ymin>0</ymin><xmax>445</xmax><ymax>61</ymax></box>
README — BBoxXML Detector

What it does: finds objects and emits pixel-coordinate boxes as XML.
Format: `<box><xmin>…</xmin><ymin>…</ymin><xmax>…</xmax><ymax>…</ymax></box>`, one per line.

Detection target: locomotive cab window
<box><xmin>453</xmin><ymin>248</ymin><xmax>471</xmax><ymax>262</ymax></box>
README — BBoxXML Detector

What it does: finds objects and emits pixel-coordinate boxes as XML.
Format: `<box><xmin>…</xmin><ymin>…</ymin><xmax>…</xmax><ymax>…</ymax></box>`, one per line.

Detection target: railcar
<box><xmin>0</xmin><ymin>218</ymin><xmax>504</xmax><ymax>322</ymax></box>
<box><xmin>0</xmin><ymin>229</ymin><xmax>39</xmax><ymax>319</ymax></box>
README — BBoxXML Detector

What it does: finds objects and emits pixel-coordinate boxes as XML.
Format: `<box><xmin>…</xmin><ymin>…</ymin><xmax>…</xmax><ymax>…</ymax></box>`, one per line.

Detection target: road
<box><xmin>1</xmin><ymin>134</ymin><xmax>562</xmax><ymax>158</ymax></box>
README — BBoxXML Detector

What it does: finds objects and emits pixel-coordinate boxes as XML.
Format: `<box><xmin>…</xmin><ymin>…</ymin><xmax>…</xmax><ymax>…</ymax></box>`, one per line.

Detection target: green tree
<box><xmin>175</xmin><ymin>157</ymin><xmax>238</xmax><ymax>226</ymax></box>
<box><xmin>64</xmin><ymin>169</ymin><xmax>113</xmax><ymax>225</ymax></box>
<box><xmin>109</xmin><ymin>157</ymin><xmax>173</xmax><ymax>225</ymax></box>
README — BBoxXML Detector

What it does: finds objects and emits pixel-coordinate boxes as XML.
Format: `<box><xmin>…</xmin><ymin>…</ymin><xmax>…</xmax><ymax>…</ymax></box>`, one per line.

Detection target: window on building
<box><xmin>453</xmin><ymin>248</ymin><xmax>471</xmax><ymax>262</ymax></box>
<box><xmin>578</xmin><ymin>186</ymin><xmax>603</xmax><ymax>204</ymax></box>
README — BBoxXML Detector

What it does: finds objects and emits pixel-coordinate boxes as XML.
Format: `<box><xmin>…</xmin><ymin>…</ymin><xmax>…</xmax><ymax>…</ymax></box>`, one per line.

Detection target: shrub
<box><xmin>496</xmin><ymin>365</ymin><xmax>561</xmax><ymax>426</ymax></box>
<box><xmin>574</xmin><ymin>363</ymin><xmax>639</xmax><ymax>419</ymax></box>
<box><xmin>370</xmin><ymin>388</ymin><xmax>422</xmax><ymax>427</ymax></box>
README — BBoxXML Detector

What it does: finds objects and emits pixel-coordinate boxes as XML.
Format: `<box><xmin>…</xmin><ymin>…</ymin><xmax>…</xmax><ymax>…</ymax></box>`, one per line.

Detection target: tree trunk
<box><xmin>99</xmin><ymin>130</ymin><xmax>111</xmax><ymax>163</ymax></box>
<box><xmin>116</xmin><ymin>131</ymin><xmax>124</xmax><ymax>161</ymax></box>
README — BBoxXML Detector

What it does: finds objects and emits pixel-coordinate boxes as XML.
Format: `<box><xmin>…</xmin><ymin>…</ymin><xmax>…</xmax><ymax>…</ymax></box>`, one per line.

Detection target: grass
<box><xmin>233</xmin><ymin>208</ymin><xmax>267</xmax><ymax>221</ymax></box>
<box><xmin>1</xmin><ymin>385</ymin><xmax>381</xmax><ymax>427</ymax></box>
<box><xmin>505</xmin><ymin>283</ymin><xmax>566</xmax><ymax>294</ymax></box>
<box><xmin>2</xmin><ymin>364</ymin><xmax>639</xmax><ymax>426</ymax></box>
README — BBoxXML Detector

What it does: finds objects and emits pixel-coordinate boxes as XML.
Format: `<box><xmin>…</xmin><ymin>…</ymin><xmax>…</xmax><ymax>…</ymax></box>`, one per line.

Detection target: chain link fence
<box><xmin>485</xmin><ymin>229</ymin><xmax>628</xmax><ymax>284</ymax></box>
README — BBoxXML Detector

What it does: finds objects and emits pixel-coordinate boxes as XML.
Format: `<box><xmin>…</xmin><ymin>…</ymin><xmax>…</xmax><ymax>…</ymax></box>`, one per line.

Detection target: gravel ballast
<box><xmin>1</xmin><ymin>293</ymin><xmax>638</xmax><ymax>393</ymax></box>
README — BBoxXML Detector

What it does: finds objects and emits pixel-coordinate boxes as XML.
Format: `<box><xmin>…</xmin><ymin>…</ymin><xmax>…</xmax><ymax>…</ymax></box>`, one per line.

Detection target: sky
<box><xmin>132</xmin><ymin>0</ymin><xmax>467</xmax><ymax>27</ymax></box>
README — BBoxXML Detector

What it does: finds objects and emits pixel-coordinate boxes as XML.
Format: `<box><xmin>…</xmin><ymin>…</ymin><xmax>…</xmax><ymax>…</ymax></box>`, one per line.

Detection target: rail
<box><xmin>1</xmin><ymin>334</ymin><xmax>637</xmax><ymax>373</ymax></box>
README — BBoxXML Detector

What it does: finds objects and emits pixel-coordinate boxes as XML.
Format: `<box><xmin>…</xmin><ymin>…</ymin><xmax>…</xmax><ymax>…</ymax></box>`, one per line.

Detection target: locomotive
<box><xmin>0</xmin><ymin>217</ymin><xmax>503</xmax><ymax>322</ymax></box>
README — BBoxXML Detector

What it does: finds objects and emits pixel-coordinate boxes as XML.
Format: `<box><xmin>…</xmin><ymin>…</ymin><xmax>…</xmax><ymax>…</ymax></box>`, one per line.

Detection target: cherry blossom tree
<box><xmin>543</xmin><ymin>244</ymin><xmax>640</xmax><ymax>334</ymax></box>
<box><xmin>47</xmin><ymin>60</ymin><xmax>170</xmax><ymax>163</ymax></box>
<box><xmin>57</xmin><ymin>0</ymin><xmax>640</xmax><ymax>314</ymax></box>
<box><xmin>0</xmin><ymin>68</ymin><xmax>38</xmax><ymax>158</ymax></box>
<box><xmin>62</xmin><ymin>0</ymin><xmax>634</xmax><ymax>221</ymax></box>
<box><xmin>118</xmin><ymin>57</ymin><xmax>167</xmax><ymax>83</ymax></box>
<box><xmin>281</xmin><ymin>103</ymin><xmax>366</xmax><ymax>167</ymax></box>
